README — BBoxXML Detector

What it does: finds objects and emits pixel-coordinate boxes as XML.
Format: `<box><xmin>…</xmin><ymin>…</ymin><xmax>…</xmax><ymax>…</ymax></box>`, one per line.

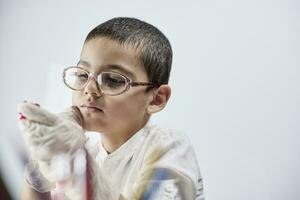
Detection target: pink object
<box><xmin>19</xmin><ymin>112</ymin><xmax>27</xmax><ymax>120</ymax></box>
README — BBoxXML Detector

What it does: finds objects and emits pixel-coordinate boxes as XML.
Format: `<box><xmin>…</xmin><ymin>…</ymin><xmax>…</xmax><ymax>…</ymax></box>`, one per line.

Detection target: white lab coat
<box><xmin>85</xmin><ymin>121</ymin><xmax>205</xmax><ymax>200</ymax></box>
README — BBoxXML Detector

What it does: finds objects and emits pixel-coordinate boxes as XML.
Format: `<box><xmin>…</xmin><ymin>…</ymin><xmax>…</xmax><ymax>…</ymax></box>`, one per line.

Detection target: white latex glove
<box><xmin>18</xmin><ymin>102</ymin><xmax>120</xmax><ymax>200</ymax></box>
<box><xmin>18</xmin><ymin>102</ymin><xmax>86</xmax><ymax>190</ymax></box>
<box><xmin>24</xmin><ymin>160</ymin><xmax>55</xmax><ymax>193</ymax></box>
<box><xmin>18</xmin><ymin>102</ymin><xmax>85</xmax><ymax>161</ymax></box>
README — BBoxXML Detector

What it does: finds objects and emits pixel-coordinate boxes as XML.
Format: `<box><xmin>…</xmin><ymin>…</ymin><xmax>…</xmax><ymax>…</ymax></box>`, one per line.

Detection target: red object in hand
<box><xmin>19</xmin><ymin>112</ymin><xmax>27</xmax><ymax>120</ymax></box>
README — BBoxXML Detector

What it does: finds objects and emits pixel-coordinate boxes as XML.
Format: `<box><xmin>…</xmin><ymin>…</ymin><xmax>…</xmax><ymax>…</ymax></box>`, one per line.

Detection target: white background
<box><xmin>0</xmin><ymin>0</ymin><xmax>299</xmax><ymax>199</ymax></box>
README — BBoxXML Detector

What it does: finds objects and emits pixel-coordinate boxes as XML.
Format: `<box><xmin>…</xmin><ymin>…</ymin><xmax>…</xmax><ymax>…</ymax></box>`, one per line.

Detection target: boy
<box><xmin>18</xmin><ymin>17</ymin><xmax>204</xmax><ymax>199</ymax></box>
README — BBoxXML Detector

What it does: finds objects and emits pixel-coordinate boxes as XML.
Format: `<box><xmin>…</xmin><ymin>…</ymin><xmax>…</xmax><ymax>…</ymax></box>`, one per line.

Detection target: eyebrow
<box><xmin>77</xmin><ymin>60</ymin><xmax>136</xmax><ymax>79</ymax></box>
<box><xmin>77</xmin><ymin>60</ymin><xmax>91</xmax><ymax>67</ymax></box>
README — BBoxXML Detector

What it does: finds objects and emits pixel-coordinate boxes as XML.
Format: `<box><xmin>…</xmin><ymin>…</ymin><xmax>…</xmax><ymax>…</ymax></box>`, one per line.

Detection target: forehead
<box><xmin>79</xmin><ymin>37</ymin><xmax>146</xmax><ymax>80</ymax></box>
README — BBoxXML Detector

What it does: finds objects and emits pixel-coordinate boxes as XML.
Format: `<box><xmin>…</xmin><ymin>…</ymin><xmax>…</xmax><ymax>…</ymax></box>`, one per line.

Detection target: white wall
<box><xmin>0</xmin><ymin>0</ymin><xmax>299</xmax><ymax>199</ymax></box>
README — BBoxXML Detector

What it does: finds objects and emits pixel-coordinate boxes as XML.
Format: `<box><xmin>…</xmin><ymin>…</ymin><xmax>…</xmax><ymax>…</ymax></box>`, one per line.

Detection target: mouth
<box><xmin>80</xmin><ymin>104</ymin><xmax>103</xmax><ymax>112</ymax></box>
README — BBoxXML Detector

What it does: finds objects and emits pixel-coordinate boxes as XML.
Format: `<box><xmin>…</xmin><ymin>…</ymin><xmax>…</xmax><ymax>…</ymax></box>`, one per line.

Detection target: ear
<box><xmin>147</xmin><ymin>85</ymin><xmax>171</xmax><ymax>114</ymax></box>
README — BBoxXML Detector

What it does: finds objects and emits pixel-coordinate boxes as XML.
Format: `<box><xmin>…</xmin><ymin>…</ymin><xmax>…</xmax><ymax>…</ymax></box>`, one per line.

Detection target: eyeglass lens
<box><xmin>64</xmin><ymin>67</ymin><xmax>128</xmax><ymax>95</ymax></box>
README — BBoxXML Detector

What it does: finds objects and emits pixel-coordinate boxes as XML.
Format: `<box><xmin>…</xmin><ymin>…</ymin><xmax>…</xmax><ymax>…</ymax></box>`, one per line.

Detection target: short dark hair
<box><xmin>85</xmin><ymin>17</ymin><xmax>172</xmax><ymax>85</ymax></box>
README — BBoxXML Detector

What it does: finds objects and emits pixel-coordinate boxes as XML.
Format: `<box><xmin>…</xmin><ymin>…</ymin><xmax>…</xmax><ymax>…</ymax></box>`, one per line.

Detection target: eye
<box><xmin>102</xmin><ymin>73</ymin><xmax>126</xmax><ymax>88</ymax></box>
<box><xmin>75</xmin><ymin>72</ymin><xmax>88</xmax><ymax>81</ymax></box>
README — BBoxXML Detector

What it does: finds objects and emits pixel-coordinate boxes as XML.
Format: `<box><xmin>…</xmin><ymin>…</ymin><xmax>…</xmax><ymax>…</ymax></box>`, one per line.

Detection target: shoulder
<box><xmin>145</xmin><ymin>123</ymin><xmax>189</xmax><ymax>148</ymax></box>
<box><xmin>144</xmin><ymin>123</ymin><xmax>195</xmax><ymax>161</ymax></box>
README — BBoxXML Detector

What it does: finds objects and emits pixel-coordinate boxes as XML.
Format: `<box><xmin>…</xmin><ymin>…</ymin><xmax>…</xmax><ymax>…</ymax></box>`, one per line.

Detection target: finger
<box><xmin>33</xmin><ymin>103</ymin><xmax>40</xmax><ymax>107</ymax></box>
<box><xmin>19</xmin><ymin>112</ymin><xmax>27</xmax><ymax>120</ymax></box>
<box><xmin>17</xmin><ymin>119</ymin><xmax>31</xmax><ymax>133</ymax></box>
<box><xmin>18</xmin><ymin>102</ymin><xmax>57</xmax><ymax>126</ymax></box>
<box><xmin>18</xmin><ymin>119</ymin><xmax>46</xmax><ymax>140</ymax></box>
<box><xmin>57</xmin><ymin>106</ymin><xmax>83</xmax><ymax>127</ymax></box>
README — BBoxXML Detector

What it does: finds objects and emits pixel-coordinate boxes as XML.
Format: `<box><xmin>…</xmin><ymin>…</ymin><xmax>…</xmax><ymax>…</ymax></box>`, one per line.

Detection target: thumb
<box><xmin>18</xmin><ymin>102</ymin><xmax>57</xmax><ymax>126</ymax></box>
<box><xmin>57</xmin><ymin>106</ymin><xmax>83</xmax><ymax>127</ymax></box>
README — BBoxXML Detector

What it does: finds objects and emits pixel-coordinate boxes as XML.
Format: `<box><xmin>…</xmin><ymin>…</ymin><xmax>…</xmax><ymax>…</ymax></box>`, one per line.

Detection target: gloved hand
<box><xmin>23</xmin><ymin>159</ymin><xmax>55</xmax><ymax>193</ymax></box>
<box><xmin>18</xmin><ymin>102</ymin><xmax>86</xmax><ymax>192</ymax></box>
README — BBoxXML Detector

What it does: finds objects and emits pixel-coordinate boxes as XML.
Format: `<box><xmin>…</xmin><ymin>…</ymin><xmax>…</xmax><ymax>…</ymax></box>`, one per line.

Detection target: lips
<box><xmin>80</xmin><ymin>103</ymin><xmax>103</xmax><ymax>112</ymax></box>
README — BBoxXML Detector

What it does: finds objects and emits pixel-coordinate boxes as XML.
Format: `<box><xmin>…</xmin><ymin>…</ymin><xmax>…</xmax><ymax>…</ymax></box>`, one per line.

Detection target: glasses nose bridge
<box><xmin>88</xmin><ymin>71</ymin><xmax>98</xmax><ymax>80</ymax></box>
<box><xmin>84</xmin><ymin>72</ymin><xmax>102</xmax><ymax>93</ymax></box>
<box><xmin>86</xmin><ymin>71</ymin><xmax>101</xmax><ymax>85</ymax></box>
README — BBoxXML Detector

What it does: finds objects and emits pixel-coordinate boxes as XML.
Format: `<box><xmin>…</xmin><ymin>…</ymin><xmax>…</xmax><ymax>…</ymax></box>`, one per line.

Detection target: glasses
<box><xmin>63</xmin><ymin>66</ymin><xmax>158</xmax><ymax>96</ymax></box>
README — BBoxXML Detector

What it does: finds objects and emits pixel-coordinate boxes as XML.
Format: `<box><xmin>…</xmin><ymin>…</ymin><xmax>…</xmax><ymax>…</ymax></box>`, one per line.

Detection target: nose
<box><xmin>83</xmin><ymin>76</ymin><xmax>102</xmax><ymax>98</ymax></box>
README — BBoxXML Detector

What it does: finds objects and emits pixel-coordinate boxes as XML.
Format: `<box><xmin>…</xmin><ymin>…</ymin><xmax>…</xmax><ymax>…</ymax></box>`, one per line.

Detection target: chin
<box><xmin>83</xmin><ymin>125</ymin><xmax>103</xmax><ymax>133</ymax></box>
<box><xmin>82</xmin><ymin>119</ymin><xmax>105</xmax><ymax>133</ymax></box>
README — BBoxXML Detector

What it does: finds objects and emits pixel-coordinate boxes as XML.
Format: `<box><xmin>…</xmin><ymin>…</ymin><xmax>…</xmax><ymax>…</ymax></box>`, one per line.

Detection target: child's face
<box><xmin>72</xmin><ymin>37</ymin><xmax>152</xmax><ymax>136</ymax></box>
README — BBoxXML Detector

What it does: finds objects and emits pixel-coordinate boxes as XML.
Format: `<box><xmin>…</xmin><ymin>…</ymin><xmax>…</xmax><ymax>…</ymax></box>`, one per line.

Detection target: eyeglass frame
<box><xmin>63</xmin><ymin>66</ymin><xmax>159</xmax><ymax>96</ymax></box>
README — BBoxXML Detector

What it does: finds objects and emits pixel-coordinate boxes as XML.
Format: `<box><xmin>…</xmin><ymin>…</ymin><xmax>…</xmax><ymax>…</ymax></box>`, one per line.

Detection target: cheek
<box><xmin>112</xmin><ymin>102</ymin><xmax>132</xmax><ymax>116</ymax></box>
<box><xmin>107</xmin><ymin>95</ymin><xmax>148</xmax><ymax>119</ymax></box>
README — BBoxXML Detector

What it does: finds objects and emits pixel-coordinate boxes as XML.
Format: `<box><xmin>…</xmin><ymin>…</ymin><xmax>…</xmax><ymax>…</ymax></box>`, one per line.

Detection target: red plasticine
<box><xmin>19</xmin><ymin>113</ymin><xmax>27</xmax><ymax>120</ymax></box>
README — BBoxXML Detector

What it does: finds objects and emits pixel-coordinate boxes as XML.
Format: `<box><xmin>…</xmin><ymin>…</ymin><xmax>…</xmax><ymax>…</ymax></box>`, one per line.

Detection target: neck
<box><xmin>101</xmin><ymin>118</ymin><xmax>150</xmax><ymax>153</ymax></box>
